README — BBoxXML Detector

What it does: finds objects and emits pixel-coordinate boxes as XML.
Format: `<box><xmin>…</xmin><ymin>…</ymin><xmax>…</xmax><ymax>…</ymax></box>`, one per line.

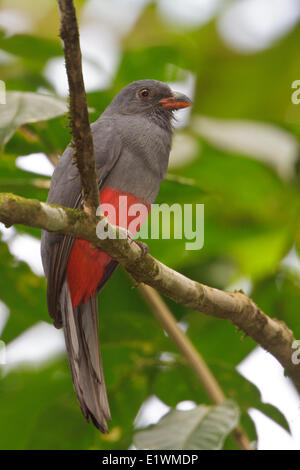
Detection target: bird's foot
<box><xmin>134</xmin><ymin>240</ymin><xmax>150</xmax><ymax>255</ymax></box>
<box><xmin>126</xmin><ymin>231</ymin><xmax>149</xmax><ymax>255</ymax></box>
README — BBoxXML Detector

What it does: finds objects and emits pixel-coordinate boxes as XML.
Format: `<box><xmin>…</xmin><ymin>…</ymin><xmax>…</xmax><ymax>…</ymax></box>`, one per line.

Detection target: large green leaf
<box><xmin>0</xmin><ymin>360</ymin><xmax>94</xmax><ymax>450</ymax></box>
<box><xmin>0</xmin><ymin>92</ymin><xmax>68</xmax><ymax>147</ymax></box>
<box><xmin>134</xmin><ymin>400</ymin><xmax>239</xmax><ymax>450</ymax></box>
<box><xmin>150</xmin><ymin>360</ymin><xmax>290</xmax><ymax>437</ymax></box>
<box><xmin>0</xmin><ymin>355</ymin><xmax>155</xmax><ymax>449</ymax></box>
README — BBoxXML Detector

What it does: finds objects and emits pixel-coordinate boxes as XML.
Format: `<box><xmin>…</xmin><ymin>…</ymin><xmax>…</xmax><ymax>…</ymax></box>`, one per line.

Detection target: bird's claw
<box><xmin>133</xmin><ymin>240</ymin><xmax>150</xmax><ymax>256</ymax></box>
<box><xmin>126</xmin><ymin>232</ymin><xmax>149</xmax><ymax>255</ymax></box>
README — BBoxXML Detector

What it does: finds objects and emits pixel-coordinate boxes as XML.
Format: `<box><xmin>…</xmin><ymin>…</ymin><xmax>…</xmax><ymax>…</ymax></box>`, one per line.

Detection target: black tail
<box><xmin>60</xmin><ymin>280</ymin><xmax>111</xmax><ymax>432</ymax></box>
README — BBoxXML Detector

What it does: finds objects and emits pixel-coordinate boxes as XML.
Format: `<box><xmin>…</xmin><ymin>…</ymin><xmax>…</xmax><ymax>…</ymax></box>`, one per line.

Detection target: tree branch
<box><xmin>0</xmin><ymin>191</ymin><xmax>298</xmax><ymax>394</ymax></box>
<box><xmin>57</xmin><ymin>0</ymin><xmax>99</xmax><ymax>215</ymax></box>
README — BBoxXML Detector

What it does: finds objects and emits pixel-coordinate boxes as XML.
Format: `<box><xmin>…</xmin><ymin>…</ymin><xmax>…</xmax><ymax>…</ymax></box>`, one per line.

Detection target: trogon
<box><xmin>41</xmin><ymin>79</ymin><xmax>192</xmax><ymax>432</ymax></box>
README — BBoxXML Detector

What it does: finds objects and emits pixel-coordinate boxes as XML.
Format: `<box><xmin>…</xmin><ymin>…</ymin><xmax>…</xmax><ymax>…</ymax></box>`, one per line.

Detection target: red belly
<box><xmin>67</xmin><ymin>187</ymin><xmax>149</xmax><ymax>307</ymax></box>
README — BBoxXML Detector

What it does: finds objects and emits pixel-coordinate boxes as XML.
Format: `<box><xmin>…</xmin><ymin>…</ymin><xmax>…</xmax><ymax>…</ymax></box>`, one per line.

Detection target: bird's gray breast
<box><xmin>103</xmin><ymin>115</ymin><xmax>171</xmax><ymax>203</ymax></box>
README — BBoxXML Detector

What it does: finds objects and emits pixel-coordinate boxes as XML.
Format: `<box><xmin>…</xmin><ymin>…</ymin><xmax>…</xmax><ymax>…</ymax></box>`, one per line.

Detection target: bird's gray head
<box><xmin>104</xmin><ymin>79</ymin><xmax>192</xmax><ymax>129</ymax></box>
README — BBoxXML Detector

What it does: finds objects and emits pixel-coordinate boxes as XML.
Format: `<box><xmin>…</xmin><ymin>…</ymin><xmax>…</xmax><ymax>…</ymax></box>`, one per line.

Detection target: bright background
<box><xmin>0</xmin><ymin>0</ymin><xmax>300</xmax><ymax>450</ymax></box>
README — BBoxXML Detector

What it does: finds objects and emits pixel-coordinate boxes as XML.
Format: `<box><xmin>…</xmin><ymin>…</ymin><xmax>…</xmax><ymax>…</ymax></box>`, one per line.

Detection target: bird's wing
<box><xmin>41</xmin><ymin>118</ymin><xmax>122</xmax><ymax>327</ymax></box>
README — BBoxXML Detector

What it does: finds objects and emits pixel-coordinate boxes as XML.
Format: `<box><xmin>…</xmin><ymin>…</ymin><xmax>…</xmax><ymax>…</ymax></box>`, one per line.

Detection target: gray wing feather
<box><xmin>41</xmin><ymin>118</ymin><xmax>122</xmax><ymax>326</ymax></box>
<box><xmin>60</xmin><ymin>280</ymin><xmax>110</xmax><ymax>432</ymax></box>
<box><xmin>41</xmin><ymin>118</ymin><xmax>122</xmax><ymax>431</ymax></box>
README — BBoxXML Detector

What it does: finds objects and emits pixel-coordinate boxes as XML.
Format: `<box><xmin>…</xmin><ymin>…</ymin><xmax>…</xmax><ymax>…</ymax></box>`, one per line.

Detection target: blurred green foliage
<box><xmin>0</xmin><ymin>0</ymin><xmax>299</xmax><ymax>450</ymax></box>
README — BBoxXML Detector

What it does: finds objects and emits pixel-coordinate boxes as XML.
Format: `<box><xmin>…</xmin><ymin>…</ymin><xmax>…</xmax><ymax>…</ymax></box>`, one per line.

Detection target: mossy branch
<box><xmin>0</xmin><ymin>191</ymin><xmax>299</xmax><ymax>395</ymax></box>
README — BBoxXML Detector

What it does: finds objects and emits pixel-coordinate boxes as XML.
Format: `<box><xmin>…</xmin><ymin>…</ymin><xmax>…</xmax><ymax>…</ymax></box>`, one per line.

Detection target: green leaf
<box><xmin>134</xmin><ymin>400</ymin><xmax>239</xmax><ymax>450</ymax></box>
<box><xmin>252</xmin><ymin>269</ymin><xmax>300</xmax><ymax>337</ymax></box>
<box><xmin>0</xmin><ymin>358</ymin><xmax>152</xmax><ymax>450</ymax></box>
<box><xmin>0</xmin><ymin>153</ymin><xmax>49</xmax><ymax>200</ymax></box>
<box><xmin>0</xmin><ymin>360</ymin><xmax>95</xmax><ymax>450</ymax></box>
<box><xmin>0</xmin><ymin>92</ymin><xmax>68</xmax><ymax>147</ymax></box>
<box><xmin>151</xmin><ymin>360</ymin><xmax>290</xmax><ymax>437</ymax></box>
<box><xmin>0</xmin><ymin>32</ymin><xmax>62</xmax><ymax>64</ymax></box>
<box><xmin>0</xmin><ymin>237</ymin><xmax>49</xmax><ymax>343</ymax></box>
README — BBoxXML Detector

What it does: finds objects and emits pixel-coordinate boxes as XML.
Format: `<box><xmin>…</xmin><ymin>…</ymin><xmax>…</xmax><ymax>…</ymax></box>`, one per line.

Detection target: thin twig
<box><xmin>138</xmin><ymin>284</ymin><xmax>253</xmax><ymax>450</ymax></box>
<box><xmin>139</xmin><ymin>284</ymin><xmax>225</xmax><ymax>403</ymax></box>
<box><xmin>57</xmin><ymin>0</ymin><xmax>99</xmax><ymax>215</ymax></box>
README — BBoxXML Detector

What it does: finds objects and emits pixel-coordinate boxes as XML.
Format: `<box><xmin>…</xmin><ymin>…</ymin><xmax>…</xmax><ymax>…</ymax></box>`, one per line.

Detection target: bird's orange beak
<box><xmin>159</xmin><ymin>91</ymin><xmax>193</xmax><ymax>109</ymax></box>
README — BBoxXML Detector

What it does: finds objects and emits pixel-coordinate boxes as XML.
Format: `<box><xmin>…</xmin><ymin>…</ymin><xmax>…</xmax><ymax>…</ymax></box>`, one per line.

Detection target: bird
<box><xmin>41</xmin><ymin>79</ymin><xmax>192</xmax><ymax>433</ymax></box>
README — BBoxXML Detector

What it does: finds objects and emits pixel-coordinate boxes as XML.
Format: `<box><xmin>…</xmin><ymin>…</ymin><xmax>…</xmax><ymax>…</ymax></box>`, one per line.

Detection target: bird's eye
<box><xmin>139</xmin><ymin>88</ymin><xmax>150</xmax><ymax>98</ymax></box>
